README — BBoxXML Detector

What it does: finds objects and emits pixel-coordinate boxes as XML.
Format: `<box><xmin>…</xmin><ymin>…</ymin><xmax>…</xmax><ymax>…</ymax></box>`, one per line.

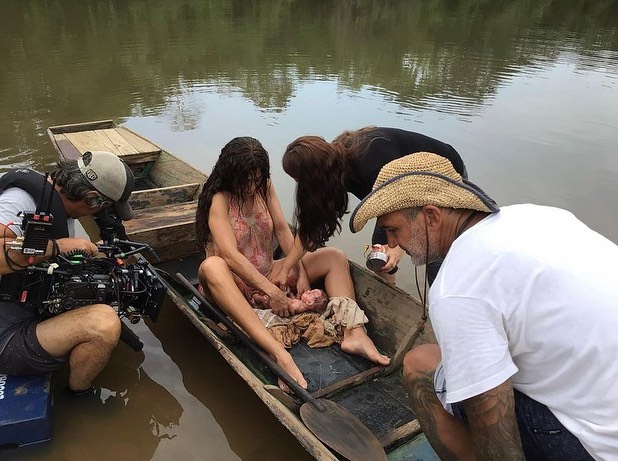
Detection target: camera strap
<box><xmin>0</xmin><ymin>169</ymin><xmax>70</xmax><ymax>239</ymax></box>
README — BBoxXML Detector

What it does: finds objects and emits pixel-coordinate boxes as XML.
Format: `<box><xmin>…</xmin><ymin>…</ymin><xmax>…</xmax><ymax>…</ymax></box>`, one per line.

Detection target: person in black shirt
<box><xmin>272</xmin><ymin>127</ymin><xmax>466</xmax><ymax>287</ymax></box>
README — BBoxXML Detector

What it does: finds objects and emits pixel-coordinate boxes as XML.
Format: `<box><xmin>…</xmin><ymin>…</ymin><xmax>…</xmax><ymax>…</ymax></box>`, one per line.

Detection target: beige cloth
<box><xmin>322</xmin><ymin>296</ymin><xmax>368</xmax><ymax>329</ymax></box>
<box><xmin>253</xmin><ymin>296</ymin><xmax>368</xmax><ymax>349</ymax></box>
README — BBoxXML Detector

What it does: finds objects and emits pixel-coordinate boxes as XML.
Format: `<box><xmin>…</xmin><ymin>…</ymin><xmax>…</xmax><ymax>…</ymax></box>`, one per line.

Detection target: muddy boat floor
<box><xmin>155</xmin><ymin>255</ymin><xmax>418</xmax><ymax>443</ymax></box>
<box><xmin>230</xmin><ymin>340</ymin><xmax>416</xmax><ymax>440</ymax></box>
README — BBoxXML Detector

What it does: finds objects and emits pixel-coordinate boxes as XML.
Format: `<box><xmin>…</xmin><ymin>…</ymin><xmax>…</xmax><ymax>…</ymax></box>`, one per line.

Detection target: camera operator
<box><xmin>0</xmin><ymin>150</ymin><xmax>135</xmax><ymax>395</ymax></box>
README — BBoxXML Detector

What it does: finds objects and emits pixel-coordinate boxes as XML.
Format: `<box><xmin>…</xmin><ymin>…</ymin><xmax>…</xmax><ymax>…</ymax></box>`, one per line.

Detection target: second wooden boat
<box><xmin>47</xmin><ymin>119</ymin><xmax>207</xmax><ymax>263</ymax></box>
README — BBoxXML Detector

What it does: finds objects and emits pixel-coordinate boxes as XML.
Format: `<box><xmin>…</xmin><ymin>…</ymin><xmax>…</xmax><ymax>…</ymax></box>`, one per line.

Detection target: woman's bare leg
<box><xmin>301</xmin><ymin>247</ymin><xmax>390</xmax><ymax>366</ymax></box>
<box><xmin>198</xmin><ymin>256</ymin><xmax>307</xmax><ymax>390</ymax></box>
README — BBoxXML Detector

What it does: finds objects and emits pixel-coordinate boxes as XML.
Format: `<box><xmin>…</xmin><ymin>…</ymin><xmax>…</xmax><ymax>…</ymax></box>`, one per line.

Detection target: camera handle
<box><xmin>120</xmin><ymin>321</ymin><xmax>143</xmax><ymax>351</ymax></box>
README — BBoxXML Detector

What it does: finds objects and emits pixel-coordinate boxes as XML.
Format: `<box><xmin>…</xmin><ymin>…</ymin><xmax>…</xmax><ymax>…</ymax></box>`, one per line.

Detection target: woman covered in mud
<box><xmin>195</xmin><ymin>137</ymin><xmax>389</xmax><ymax>391</ymax></box>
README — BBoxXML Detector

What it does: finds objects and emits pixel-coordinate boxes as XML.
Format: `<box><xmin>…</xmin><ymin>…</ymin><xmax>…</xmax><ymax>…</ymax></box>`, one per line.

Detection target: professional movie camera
<box><xmin>6</xmin><ymin>173</ymin><xmax>166</xmax><ymax>324</ymax></box>
<box><xmin>0</xmin><ymin>171</ymin><xmax>168</xmax><ymax>351</ymax></box>
<box><xmin>21</xmin><ymin>239</ymin><xmax>166</xmax><ymax>324</ymax></box>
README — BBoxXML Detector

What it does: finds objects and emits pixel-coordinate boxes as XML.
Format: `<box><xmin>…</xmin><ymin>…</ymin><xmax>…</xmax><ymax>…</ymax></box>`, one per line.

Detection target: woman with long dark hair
<box><xmin>195</xmin><ymin>137</ymin><xmax>389</xmax><ymax>391</ymax></box>
<box><xmin>274</xmin><ymin>127</ymin><xmax>466</xmax><ymax>286</ymax></box>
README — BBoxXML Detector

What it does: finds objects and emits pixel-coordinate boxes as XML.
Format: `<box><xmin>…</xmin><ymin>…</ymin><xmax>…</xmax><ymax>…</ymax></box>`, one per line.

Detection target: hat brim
<box><xmin>350</xmin><ymin>172</ymin><xmax>499</xmax><ymax>233</ymax></box>
<box><xmin>113</xmin><ymin>200</ymin><xmax>133</xmax><ymax>221</ymax></box>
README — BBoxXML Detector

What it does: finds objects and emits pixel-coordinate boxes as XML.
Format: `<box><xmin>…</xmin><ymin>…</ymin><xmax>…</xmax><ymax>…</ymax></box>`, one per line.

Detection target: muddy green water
<box><xmin>1</xmin><ymin>1</ymin><xmax>617</xmax><ymax>460</ymax></box>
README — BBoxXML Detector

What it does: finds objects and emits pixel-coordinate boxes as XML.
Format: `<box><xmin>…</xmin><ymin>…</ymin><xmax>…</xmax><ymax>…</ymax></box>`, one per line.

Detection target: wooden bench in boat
<box><xmin>47</xmin><ymin>120</ymin><xmax>208</xmax><ymax>263</ymax></box>
<box><xmin>48</xmin><ymin>120</ymin><xmax>161</xmax><ymax>163</ymax></box>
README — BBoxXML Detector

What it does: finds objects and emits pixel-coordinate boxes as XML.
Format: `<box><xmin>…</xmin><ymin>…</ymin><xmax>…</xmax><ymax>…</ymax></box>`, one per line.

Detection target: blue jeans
<box><xmin>452</xmin><ymin>390</ymin><xmax>594</xmax><ymax>461</ymax></box>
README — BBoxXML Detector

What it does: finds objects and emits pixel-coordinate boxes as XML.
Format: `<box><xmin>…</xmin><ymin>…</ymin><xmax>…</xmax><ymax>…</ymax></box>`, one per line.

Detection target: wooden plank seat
<box><xmin>130</xmin><ymin>183</ymin><xmax>200</xmax><ymax>210</ymax></box>
<box><xmin>48</xmin><ymin>121</ymin><xmax>162</xmax><ymax>163</ymax></box>
<box><xmin>123</xmin><ymin>201</ymin><xmax>199</xmax><ymax>262</ymax></box>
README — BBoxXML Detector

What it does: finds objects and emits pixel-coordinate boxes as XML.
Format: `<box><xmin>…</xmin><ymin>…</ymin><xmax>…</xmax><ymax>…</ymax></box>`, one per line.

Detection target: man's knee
<box><xmin>403</xmin><ymin>343</ymin><xmax>441</xmax><ymax>381</ymax></box>
<box><xmin>81</xmin><ymin>304</ymin><xmax>121</xmax><ymax>343</ymax></box>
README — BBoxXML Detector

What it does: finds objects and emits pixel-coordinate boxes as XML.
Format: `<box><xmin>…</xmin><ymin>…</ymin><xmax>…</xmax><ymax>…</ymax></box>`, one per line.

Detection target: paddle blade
<box><xmin>300</xmin><ymin>399</ymin><xmax>387</xmax><ymax>461</ymax></box>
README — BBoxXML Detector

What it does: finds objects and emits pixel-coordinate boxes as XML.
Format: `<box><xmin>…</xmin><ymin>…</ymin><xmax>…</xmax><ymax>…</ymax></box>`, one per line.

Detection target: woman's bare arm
<box><xmin>208</xmin><ymin>192</ymin><xmax>286</xmax><ymax>310</ymax></box>
<box><xmin>266</xmin><ymin>183</ymin><xmax>309</xmax><ymax>291</ymax></box>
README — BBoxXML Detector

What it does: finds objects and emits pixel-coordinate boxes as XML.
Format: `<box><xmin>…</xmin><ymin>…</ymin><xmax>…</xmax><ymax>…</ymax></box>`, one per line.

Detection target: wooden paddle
<box><xmin>175</xmin><ymin>273</ymin><xmax>387</xmax><ymax>461</ymax></box>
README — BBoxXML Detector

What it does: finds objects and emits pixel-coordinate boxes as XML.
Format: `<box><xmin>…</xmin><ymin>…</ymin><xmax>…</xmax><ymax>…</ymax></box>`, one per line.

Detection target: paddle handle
<box><xmin>175</xmin><ymin>273</ymin><xmax>326</xmax><ymax>412</ymax></box>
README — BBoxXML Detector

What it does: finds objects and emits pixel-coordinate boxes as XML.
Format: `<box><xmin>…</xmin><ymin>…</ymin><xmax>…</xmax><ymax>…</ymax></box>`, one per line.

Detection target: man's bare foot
<box><xmin>341</xmin><ymin>327</ymin><xmax>390</xmax><ymax>366</ymax></box>
<box><xmin>273</xmin><ymin>349</ymin><xmax>307</xmax><ymax>393</ymax></box>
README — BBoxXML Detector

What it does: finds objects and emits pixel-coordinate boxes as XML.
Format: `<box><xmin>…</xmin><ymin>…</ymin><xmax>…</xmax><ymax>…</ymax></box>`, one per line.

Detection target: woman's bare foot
<box><xmin>273</xmin><ymin>349</ymin><xmax>307</xmax><ymax>393</ymax></box>
<box><xmin>341</xmin><ymin>327</ymin><xmax>390</xmax><ymax>366</ymax></box>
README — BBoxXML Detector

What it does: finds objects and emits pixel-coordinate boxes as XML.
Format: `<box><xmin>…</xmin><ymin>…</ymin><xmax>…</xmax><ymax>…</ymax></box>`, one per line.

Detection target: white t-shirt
<box><xmin>0</xmin><ymin>187</ymin><xmax>37</xmax><ymax>236</ymax></box>
<box><xmin>430</xmin><ymin>204</ymin><xmax>618</xmax><ymax>460</ymax></box>
<box><xmin>0</xmin><ymin>187</ymin><xmax>75</xmax><ymax>285</ymax></box>
<box><xmin>0</xmin><ymin>187</ymin><xmax>75</xmax><ymax>238</ymax></box>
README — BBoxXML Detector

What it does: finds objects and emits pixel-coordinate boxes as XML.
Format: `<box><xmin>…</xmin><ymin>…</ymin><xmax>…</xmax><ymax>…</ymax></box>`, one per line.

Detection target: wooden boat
<box><xmin>47</xmin><ymin>119</ymin><xmax>207</xmax><ymax>263</ymax></box>
<box><xmin>47</xmin><ymin>120</ymin><xmax>440</xmax><ymax>460</ymax></box>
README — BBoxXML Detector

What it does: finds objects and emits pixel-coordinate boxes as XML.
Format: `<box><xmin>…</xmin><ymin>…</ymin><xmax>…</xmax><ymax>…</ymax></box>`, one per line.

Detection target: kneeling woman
<box><xmin>195</xmin><ymin>137</ymin><xmax>389</xmax><ymax>390</ymax></box>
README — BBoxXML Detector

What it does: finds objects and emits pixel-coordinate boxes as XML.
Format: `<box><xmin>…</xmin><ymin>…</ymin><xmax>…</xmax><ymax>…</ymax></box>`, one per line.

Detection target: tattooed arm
<box><xmin>404</xmin><ymin>346</ymin><xmax>475</xmax><ymax>461</ymax></box>
<box><xmin>463</xmin><ymin>379</ymin><xmax>525</xmax><ymax>460</ymax></box>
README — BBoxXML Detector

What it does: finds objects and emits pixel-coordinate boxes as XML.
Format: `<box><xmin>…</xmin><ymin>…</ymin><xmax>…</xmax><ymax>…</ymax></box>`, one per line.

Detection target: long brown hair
<box><xmin>282</xmin><ymin>136</ymin><xmax>348</xmax><ymax>250</ymax></box>
<box><xmin>195</xmin><ymin>137</ymin><xmax>270</xmax><ymax>247</ymax></box>
<box><xmin>331</xmin><ymin>126</ymin><xmax>380</xmax><ymax>161</ymax></box>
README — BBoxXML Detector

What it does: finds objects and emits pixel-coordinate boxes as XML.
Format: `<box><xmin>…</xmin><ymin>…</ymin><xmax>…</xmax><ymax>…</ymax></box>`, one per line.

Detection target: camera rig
<box><xmin>9</xmin><ymin>176</ymin><xmax>168</xmax><ymax>322</ymax></box>
<box><xmin>0</xmin><ymin>172</ymin><xmax>169</xmax><ymax>351</ymax></box>
<box><xmin>21</xmin><ymin>239</ymin><xmax>166</xmax><ymax>324</ymax></box>
<box><xmin>20</xmin><ymin>200</ymin><xmax>167</xmax><ymax>325</ymax></box>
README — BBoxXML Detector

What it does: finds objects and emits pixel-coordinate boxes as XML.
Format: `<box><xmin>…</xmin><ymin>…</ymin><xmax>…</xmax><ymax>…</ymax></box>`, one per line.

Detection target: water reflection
<box><xmin>1</xmin><ymin>1</ymin><xmax>617</xmax><ymax>460</ymax></box>
<box><xmin>2</xmin><ymin>0</ymin><xmax>617</xmax><ymax>172</ymax></box>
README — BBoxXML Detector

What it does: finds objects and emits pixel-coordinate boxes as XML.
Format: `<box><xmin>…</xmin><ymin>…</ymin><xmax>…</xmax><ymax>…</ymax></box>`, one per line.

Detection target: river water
<box><xmin>1</xmin><ymin>1</ymin><xmax>617</xmax><ymax>460</ymax></box>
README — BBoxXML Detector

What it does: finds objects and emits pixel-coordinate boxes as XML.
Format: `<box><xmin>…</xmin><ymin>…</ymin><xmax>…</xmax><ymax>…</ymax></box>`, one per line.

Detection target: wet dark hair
<box><xmin>195</xmin><ymin>137</ymin><xmax>270</xmax><ymax>247</ymax></box>
<box><xmin>282</xmin><ymin>136</ymin><xmax>348</xmax><ymax>251</ymax></box>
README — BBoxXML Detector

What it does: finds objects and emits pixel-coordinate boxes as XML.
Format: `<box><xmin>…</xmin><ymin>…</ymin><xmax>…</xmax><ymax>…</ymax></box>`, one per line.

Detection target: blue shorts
<box><xmin>0</xmin><ymin>319</ymin><xmax>68</xmax><ymax>375</ymax></box>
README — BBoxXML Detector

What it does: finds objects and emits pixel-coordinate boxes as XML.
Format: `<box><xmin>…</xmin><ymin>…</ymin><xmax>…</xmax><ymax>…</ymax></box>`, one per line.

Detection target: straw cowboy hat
<box><xmin>350</xmin><ymin>152</ymin><xmax>499</xmax><ymax>233</ymax></box>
